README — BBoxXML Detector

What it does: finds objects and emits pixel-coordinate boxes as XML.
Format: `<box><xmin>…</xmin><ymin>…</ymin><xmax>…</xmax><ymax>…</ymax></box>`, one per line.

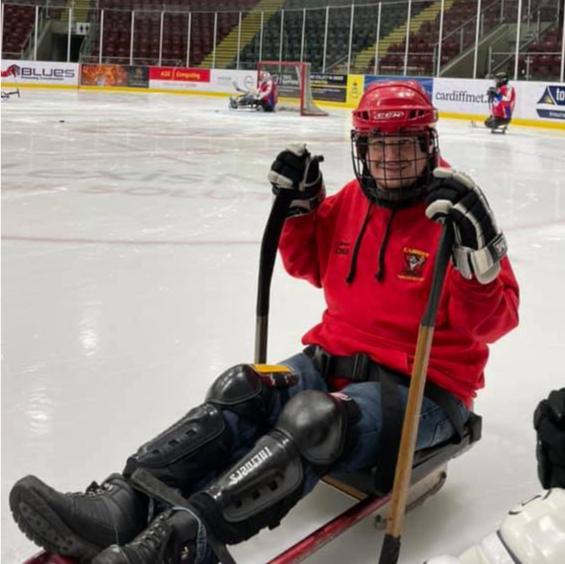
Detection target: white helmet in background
<box><xmin>425</xmin><ymin>489</ymin><xmax>565</xmax><ymax>564</ymax></box>
<box><xmin>259</xmin><ymin>70</ymin><xmax>271</xmax><ymax>84</ymax></box>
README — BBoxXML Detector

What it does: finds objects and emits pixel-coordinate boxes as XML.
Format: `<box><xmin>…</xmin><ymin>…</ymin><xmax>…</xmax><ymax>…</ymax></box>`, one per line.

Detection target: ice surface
<box><xmin>2</xmin><ymin>90</ymin><xmax>564</xmax><ymax>563</ymax></box>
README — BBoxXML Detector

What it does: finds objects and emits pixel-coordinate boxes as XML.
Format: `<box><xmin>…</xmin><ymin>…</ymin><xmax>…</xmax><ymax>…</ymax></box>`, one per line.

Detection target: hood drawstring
<box><xmin>375</xmin><ymin>208</ymin><xmax>397</xmax><ymax>281</ymax></box>
<box><xmin>345</xmin><ymin>205</ymin><xmax>398</xmax><ymax>285</ymax></box>
<box><xmin>346</xmin><ymin>202</ymin><xmax>375</xmax><ymax>284</ymax></box>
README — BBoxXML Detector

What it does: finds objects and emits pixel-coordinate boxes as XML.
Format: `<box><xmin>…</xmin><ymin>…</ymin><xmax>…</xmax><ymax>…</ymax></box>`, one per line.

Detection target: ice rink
<box><xmin>2</xmin><ymin>89</ymin><xmax>565</xmax><ymax>564</ymax></box>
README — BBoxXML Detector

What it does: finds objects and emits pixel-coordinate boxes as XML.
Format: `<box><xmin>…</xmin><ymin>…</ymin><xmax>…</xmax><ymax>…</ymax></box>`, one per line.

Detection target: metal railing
<box><xmin>1</xmin><ymin>0</ymin><xmax>563</xmax><ymax>81</ymax></box>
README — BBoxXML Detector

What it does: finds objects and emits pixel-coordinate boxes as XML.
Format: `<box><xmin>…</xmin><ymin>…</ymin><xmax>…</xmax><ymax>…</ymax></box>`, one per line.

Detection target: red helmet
<box><xmin>352</xmin><ymin>81</ymin><xmax>438</xmax><ymax>134</ymax></box>
<box><xmin>351</xmin><ymin>81</ymin><xmax>439</xmax><ymax>207</ymax></box>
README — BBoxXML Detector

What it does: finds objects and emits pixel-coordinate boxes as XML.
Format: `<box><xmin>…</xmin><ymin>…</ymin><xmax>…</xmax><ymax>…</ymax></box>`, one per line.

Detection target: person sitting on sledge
<box><xmin>484</xmin><ymin>72</ymin><xmax>515</xmax><ymax>132</ymax></box>
<box><xmin>10</xmin><ymin>81</ymin><xmax>519</xmax><ymax>564</ymax></box>
<box><xmin>229</xmin><ymin>71</ymin><xmax>278</xmax><ymax>112</ymax></box>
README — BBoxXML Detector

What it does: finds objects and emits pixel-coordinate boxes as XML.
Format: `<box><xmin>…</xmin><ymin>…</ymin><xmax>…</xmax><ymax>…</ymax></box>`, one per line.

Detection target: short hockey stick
<box><xmin>255</xmin><ymin>156</ymin><xmax>323</xmax><ymax>363</ymax></box>
<box><xmin>232</xmin><ymin>80</ymin><xmax>248</xmax><ymax>93</ymax></box>
<box><xmin>378</xmin><ymin>218</ymin><xmax>455</xmax><ymax>564</ymax></box>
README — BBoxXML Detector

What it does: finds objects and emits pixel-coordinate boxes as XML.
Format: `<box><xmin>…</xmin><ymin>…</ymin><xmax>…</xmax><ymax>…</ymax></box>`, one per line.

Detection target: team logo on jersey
<box><xmin>398</xmin><ymin>247</ymin><xmax>429</xmax><ymax>281</ymax></box>
<box><xmin>335</xmin><ymin>240</ymin><xmax>350</xmax><ymax>256</ymax></box>
<box><xmin>536</xmin><ymin>86</ymin><xmax>565</xmax><ymax>121</ymax></box>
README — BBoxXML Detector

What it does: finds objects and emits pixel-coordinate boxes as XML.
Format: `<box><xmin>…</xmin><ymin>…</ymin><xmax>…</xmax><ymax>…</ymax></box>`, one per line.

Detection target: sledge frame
<box><xmin>1</xmin><ymin>87</ymin><xmax>20</xmax><ymax>99</ymax></box>
<box><xmin>267</xmin><ymin>413</ymin><xmax>481</xmax><ymax>563</ymax></box>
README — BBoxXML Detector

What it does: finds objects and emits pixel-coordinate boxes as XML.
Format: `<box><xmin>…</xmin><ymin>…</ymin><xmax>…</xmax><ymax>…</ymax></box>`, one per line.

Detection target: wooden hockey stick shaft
<box><xmin>378</xmin><ymin>219</ymin><xmax>454</xmax><ymax>564</ymax></box>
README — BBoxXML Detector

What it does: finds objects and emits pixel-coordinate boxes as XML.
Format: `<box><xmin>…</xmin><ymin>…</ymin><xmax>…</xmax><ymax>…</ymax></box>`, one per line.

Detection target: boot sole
<box><xmin>10</xmin><ymin>476</ymin><xmax>102</xmax><ymax>562</ymax></box>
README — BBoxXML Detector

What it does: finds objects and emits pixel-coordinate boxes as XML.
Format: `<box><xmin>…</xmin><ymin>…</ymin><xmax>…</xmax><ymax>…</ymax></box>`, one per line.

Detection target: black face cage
<box><xmin>351</xmin><ymin>128</ymin><xmax>439</xmax><ymax>208</ymax></box>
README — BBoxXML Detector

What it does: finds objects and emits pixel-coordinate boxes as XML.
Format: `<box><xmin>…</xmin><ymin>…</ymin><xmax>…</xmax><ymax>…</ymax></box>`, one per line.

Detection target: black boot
<box><xmin>10</xmin><ymin>473</ymin><xmax>148</xmax><ymax>561</ymax></box>
<box><xmin>92</xmin><ymin>507</ymin><xmax>209</xmax><ymax>564</ymax></box>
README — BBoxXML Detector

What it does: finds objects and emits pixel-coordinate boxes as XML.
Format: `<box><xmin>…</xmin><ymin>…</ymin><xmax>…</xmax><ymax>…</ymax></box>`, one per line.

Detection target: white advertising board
<box><xmin>514</xmin><ymin>81</ymin><xmax>565</xmax><ymax>124</ymax></box>
<box><xmin>1</xmin><ymin>60</ymin><xmax>79</xmax><ymax>86</ymax></box>
<box><xmin>147</xmin><ymin>68</ymin><xmax>256</xmax><ymax>94</ymax></box>
<box><xmin>433</xmin><ymin>76</ymin><xmax>565</xmax><ymax>126</ymax></box>
<box><xmin>210</xmin><ymin>69</ymin><xmax>257</xmax><ymax>93</ymax></box>
<box><xmin>433</xmin><ymin>78</ymin><xmax>492</xmax><ymax>116</ymax></box>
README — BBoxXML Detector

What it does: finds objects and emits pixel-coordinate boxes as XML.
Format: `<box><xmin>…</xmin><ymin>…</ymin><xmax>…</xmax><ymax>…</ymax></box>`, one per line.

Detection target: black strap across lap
<box><xmin>304</xmin><ymin>345</ymin><xmax>465</xmax><ymax>492</ymax></box>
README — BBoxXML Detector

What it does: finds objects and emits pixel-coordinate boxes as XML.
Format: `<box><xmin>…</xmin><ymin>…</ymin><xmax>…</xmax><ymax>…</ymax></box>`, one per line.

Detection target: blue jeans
<box><xmin>196</xmin><ymin>352</ymin><xmax>468</xmax><ymax>498</ymax></box>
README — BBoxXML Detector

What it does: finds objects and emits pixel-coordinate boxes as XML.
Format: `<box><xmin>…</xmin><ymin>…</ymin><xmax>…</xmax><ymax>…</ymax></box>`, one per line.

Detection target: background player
<box><xmin>484</xmin><ymin>72</ymin><xmax>516</xmax><ymax>133</ymax></box>
<box><xmin>229</xmin><ymin>70</ymin><xmax>278</xmax><ymax>112</ymax></box>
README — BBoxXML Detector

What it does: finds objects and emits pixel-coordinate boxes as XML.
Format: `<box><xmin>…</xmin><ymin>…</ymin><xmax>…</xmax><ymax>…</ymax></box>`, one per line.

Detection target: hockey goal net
<box><xmin>257</xmin><ymin>61</ymin><xmax>328</xmax><ymax>117</ymax></box>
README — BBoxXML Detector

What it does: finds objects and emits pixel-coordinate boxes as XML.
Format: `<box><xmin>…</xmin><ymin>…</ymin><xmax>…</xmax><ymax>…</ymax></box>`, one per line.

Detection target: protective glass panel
<box><xmin>238</xmin><ymin>10</ymin><xmax>260</xmax><ymax>70</ymax></box>
<box><xmin>515</xmin><ymin>0</ymin><xmax>563</xmax><ymax>81</ymax></box>
<box><xmin>280</xmin><ymin>8</ymin><xmax>305</xmax><ymax>64</ymax></box>
<box><xmin>405</xmin><ymin>0</ymin><xmax>443</xmax><ymax>77</ymax></box>
<box><xmin>438</xmin><ymin>0</ymin><xmax>479</xmax><ymax>75</ymax></box>
<box><xmin>377</xmin><ymin>1</ymin><xmax>410</xmax><ymax>76</ymax></box>
<box><xmin>259</xmin><ymin>9</ymin><xmax>283</xmax><ymax>67</ymax></box>
<box><xmin>188</xmin><ymin>11</ymin><xmax>214</xmax><ymax>68</ymax></box>
<box><xmin>303</xmin><ymin>8</ymin><xmax>326</xmax><ymax>73</ymax></box>
<box><xmin>160</xmin><ymin>10</ymin><xmax>187</xmax><ymax>67</ymax></box>
<box><xmin>2</xmin><ymin>3</ymin><xmax>38</xmax><ymax>60</ymax></box>
<box><xmin>349</xmin><ymin>3</ymin><xmax>381</xmax><ymax>75</ymax></box>
<box><xmin>324</xmin><ymin>6</ymin><xmax>352</xmax><ymax>73</ymax></box>
<box><xmin>98</xmin><ymin>8</ymin><xmax>132</xmax><ymax>65</ymax></box>
<box><xmin>131</xmin><ymin>11</ymin><xmax>161</xmax><ymax>67</ymax></box>
<box><xmin>217</xmin><ymin>10</ymin><xmax>244</xmax><ymax>70</ymax></box>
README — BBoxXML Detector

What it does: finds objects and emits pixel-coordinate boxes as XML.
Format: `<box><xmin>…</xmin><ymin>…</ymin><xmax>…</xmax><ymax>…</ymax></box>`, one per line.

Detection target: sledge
<box><xmin>469</xmin><ymin>120</ymin><xmax>507</xmax><ymax>134</ymax></box>
<box><xmin>469</xmin><ymin>98</ymin><xmax>508</xmax><ymax>134</ymax></box>
<box><xmin>0</xmin><ymin>88</ymin><xmax>20</xmax><ymax>100</ymax></box>
<box><xmin>1</xmin><ymin>63</ymin><xmax>21</xmax><ymax>99</ymax></box>
<box><xmin>19</xmin><ymin>168</ymin><xmax>482</xmax><ymax>564</ymax></box>
<box><xmin>228</xmin><ymin>81</ymin><xmax>266</xmax><ymax>112</ymax></box>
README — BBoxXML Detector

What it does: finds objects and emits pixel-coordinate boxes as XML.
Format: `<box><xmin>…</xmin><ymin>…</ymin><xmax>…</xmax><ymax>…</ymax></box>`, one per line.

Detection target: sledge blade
<box><xmin>23</xmin><ymin>551</ymin><xmax>77</xmax><ymax>564</ymax></box>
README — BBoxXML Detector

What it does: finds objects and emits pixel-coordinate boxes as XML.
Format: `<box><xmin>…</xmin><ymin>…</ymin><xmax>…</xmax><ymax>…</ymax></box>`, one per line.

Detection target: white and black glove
<box><xmin>425</xmin><ymin>167</ymin><xmax>507</xmax><ymax>284</ymax></box>
<box><xmin>268</xmin><ymin>143</ymin><xmax>325</xmax><ymax>217</ymax></box>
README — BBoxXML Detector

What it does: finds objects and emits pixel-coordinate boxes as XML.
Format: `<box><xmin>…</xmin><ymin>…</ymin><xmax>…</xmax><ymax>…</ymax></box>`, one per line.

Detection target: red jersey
<box><xmin>279</xmin><ymin>180</ymin><xmax>519</xmax><ymax>407</ymax></box>
<box><xmin>492</xmin><ymin>84</ymin><xmax>516</xmax><ymax>119</ymax></box>
<box><xmin>258</xmin><ymin>79</ymin><xmax>278</xmax><ymax>108</ymax></box>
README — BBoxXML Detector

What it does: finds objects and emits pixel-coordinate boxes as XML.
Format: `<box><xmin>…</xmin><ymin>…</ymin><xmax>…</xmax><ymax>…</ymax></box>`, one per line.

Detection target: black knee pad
<box><xmin>276</xmin><ymin>390</ymin><xmax>361</xmax><ymax>469</ymax></box>
<box><xmin>206</xmin><ymin>363</ymin><xmax>297</xmax><ymax>422</ymax></box>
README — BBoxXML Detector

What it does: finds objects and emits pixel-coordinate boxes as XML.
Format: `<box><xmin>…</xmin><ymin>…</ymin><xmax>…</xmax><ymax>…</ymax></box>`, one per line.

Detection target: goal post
<box><xmin>257</xmin><ymin>61</ymin><xmax>328</xmax><ymax>117</ymax></box>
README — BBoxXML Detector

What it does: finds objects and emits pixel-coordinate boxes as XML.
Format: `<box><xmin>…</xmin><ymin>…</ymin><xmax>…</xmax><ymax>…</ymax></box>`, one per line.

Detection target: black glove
<box><xmin>487</xmin><ymin>86</ymin><xmax>498</xmax><ymax>102</ymax></box>
<box><xmin>425</xmin><ymin>167</ymin><xmax>507</xmax><ymax>284</ymax></box>
<box><xmin>534</xmin><ymin>389</ymin><xmax>565</xmax><ymax>489</ymax></box>
<box><xmin>268</xmin><ymin>143</ymin><xmax>325</xmax><ymax>216</ymax></box>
